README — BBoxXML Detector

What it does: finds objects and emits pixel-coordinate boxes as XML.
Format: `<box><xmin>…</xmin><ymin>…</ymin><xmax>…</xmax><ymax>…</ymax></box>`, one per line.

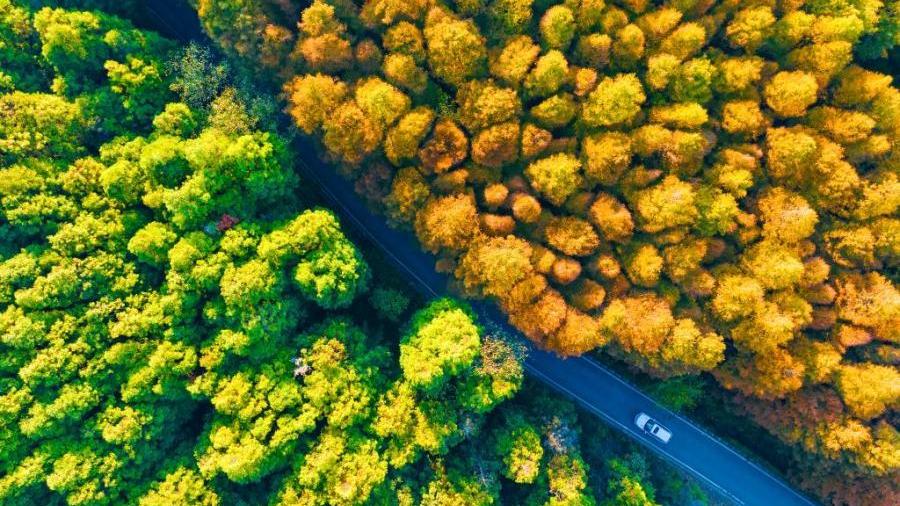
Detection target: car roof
<box><xmin>654</xmin><ymin>425</ymin><xmax>672</xmax><ymax>441</ymax></box>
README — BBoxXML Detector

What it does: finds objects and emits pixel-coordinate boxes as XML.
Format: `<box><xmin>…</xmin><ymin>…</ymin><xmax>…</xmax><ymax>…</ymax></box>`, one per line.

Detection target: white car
<box><xmin>635</xmin><ymin>413</ymin><xmax>672</xmax><ymax>444</ymax></box>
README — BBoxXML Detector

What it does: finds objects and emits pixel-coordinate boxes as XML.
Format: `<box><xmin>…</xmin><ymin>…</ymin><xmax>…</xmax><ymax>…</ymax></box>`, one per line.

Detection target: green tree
<box><xmin>400</xmin><ymin>299</ymin><xmax>481</xmax><ymax>393</ymax></box>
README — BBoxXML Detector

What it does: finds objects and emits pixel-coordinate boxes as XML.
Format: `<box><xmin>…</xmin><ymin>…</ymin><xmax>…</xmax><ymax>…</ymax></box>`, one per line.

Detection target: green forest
<box><xmin>1</xmin><ymin>0</ymin><xmax>898</xmax><ymax>505</ymax></box>
<box><xmin>0</xmin><ymin>2</ymin><xmax>716</xmax><ymax>505</ymax></box>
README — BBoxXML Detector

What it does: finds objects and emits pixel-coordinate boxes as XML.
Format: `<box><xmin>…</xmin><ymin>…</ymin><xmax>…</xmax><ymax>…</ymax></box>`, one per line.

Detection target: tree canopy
<box><xmin>0</xmin><ymin>4</ymin><xmax>704</xmax><ymax>506</ymax></box>
<box><xmin>195</xmin><ymin>0</ymin><xmax>900</xmax><ymax>502</ymax></box>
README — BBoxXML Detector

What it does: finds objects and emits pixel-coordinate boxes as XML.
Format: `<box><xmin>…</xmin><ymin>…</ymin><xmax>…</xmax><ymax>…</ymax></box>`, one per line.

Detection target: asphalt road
<box><xmin>143</xmin><ymin>2</ymin><xmax>819</xmax><ymax>504</ymax></box>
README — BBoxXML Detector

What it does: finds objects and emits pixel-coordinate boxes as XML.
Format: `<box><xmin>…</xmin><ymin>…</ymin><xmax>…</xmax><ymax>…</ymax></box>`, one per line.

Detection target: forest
<box><xmin>0</xmin><ymin>1</ymin><xmax>716</xmax><ymax>505</ymax></box>
<box><xmin>185</xmin><ymin>0</ymin><xmax>899</xmax><ymax>504</ymax></box>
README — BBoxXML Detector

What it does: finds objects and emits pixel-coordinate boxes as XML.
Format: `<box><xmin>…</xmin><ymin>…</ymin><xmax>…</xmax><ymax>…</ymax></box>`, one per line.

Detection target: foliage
<box><xmin>195</xmin><ymin>0</ymin><xmax>900</xmax><ymax>502</ymax></box>
<box><xmin>0</xmin><ymin>4</ymin><xmax>704</xmax><ymax>506</ymax></box>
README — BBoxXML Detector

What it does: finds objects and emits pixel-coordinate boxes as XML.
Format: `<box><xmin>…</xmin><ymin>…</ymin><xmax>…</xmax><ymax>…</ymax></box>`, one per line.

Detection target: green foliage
<box><xmin>645</xmin><ymin>377</ymin><xmax>705</xmax><ymax>413</ymax></box>
<box><xmin>138</xmin><ymin>466</ymin><xmax>219</xmax><ymax>506</ymax></box>
<box><xmin>33</xmin><ymin>7</ymin><xmax>174</xmax><ymax>125</ymax></box>
<box><xmin>0</xmin><ymin>0</ymin><xmax>45</xmax><ymax>92</ymax></box>
<box><xmin>495</xmin><ymin>412</ymin><xmax>543</xmax><ymax>483</ymax></box>
<box><xmin>263</xmin><ymin>209</ymin><xmax>371</xmax><ymax>310</ymax></box>
<box><xmin>525</xmin><ymin>152</ymin><xmax>583</xmax><ymax>206</ymax></box>
<box><xmin>369</xmin><ymin>286</ymin><xmax>410</xmax><ymax>322</ymax></box>
<box><xmin>602</xmin><ymin>456</ymin><xmax>660</xmax><ymax>506</ymax></box>
<box><xmin>167</xmin><ymin>43</ymin><xmax>228</xmax><ymax>109</ymax></box>
<box><xmin>0</xmin><ymin>91</ymin><xmax>89</xmax><ymax>164</ymax></box>
<box><xmin>582</xmin><ymin>73</ymin><xmax>646</xmax><ymax>127</ymax></box>
<box><xmin>400</xmin><ymin>298</ymin><xmax>481</xmax><ymax>391</ymax></box>
<box><xmin>0</xmin><ymin>7</ymin><xmax>381</xmax><ymax>504</ymax></box>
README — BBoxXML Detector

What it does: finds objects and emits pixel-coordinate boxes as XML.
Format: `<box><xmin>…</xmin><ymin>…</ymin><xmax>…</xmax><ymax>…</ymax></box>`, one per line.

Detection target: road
<box><xmin>144</xmin><ymin>2</ymin><xmax>819</xmax><ymax>504</ymax></box>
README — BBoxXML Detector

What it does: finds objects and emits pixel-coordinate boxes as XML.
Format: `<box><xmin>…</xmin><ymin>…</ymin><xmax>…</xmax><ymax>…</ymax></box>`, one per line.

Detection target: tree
<box><xmin>576</xmin><ymin>33</ymin><xmax>612</xmax><ymax>69</ymax></box>
<box><xmin>531</xmin><ymin>94</ymin><xmax>578</xmax><ymax>129</ymax></box>
<box><xmin>650</xmin><ymin>102</ymin><xmax>708</xmax><ymax>130</ymax></box>
<box><xmin>547</xmin><ymin>309</ymin><xmax>606</xmax><ymax>356</ymax></box>
<box><xmin>457</xmin><ymin>236</ymin><xmax>533</xmax><ymax>298</ymax></box>
<box><xmin>543</xmin><ymin>216</ymin><xmax>600</xmax><ymax>257</ymax></box>
<box><xmin>834</xmin><ymin>365</ymin><xmax>900</xmax><ymax>420</ymax></box>
<box><xmin>472</xmin><ymin>121</ymin><xmax>520</xmax><ymax>167</ymax></box>
<box><xmin>282</xmin><ymin>430</ymin><xmax>387</xmax><ymax>505</ymax></box>
<box><xmin>657</xmin><ymin>319</ymin><xmax>726</xmax><ymax>375</ymax></box>
<box><xmin>717</xmin><ymin>348</ymin><xmax>806</xmax><ymax>399</ymax></box>
<box><xmin>419</xmin><ymin>463</ymin><xmax>495</xmax><ymax>506</ymax></box>
<box><xmin>668</xmin><ymin>57</ymin><xmax>715</xmax><ymax>104</ymax></box>
<box><xmin>489</xmin><ymin>35</ymin><xmax>540</xmax><ymax>86</ymax></box>
<box><xmin>714</xmin><ymin>55</ymin><xmax>764</xmax><ymax>95</ymax></box>
<box><xmin>399</xmin><ymin>299</ymin><xmax>481</xmax><ymax>393</ymax></box>
<box><xmin>414</xmin><ymin>194</ymin><xmax>480</xmax><ymax>253</ymax></box>
<box><xmin>600</xmin><ymin>294</ymin><xmax>674</xmax><ymax>356</ymax></box>
<box><xmin>539</xmin><ymin>6</ymin><xmax>576</xmax><ymax>50</ymax></box>
<box><xmin>424</xmin><ymin>14</ymin><xmax>487</xmax><ymax>87</ymax></box>
<box><xmin>292</xmin><ymin>230</ymin><xmax>370</xmax><ymax>310</ymax></box>
<box><xmin>835</xmin><ymin>272</ymin><xmax>900</xmax><ymax>343</ymax></box>
<box><xmin>525</xmin><ymin>153</ymin><xmax>583</xmax><ymax>206</ymax></box>
<box><xmin>384</xmin><ymin>107</ymin><xmax>435</xmax><ymax>166</ymax></box>
<box><xmin>645</xmin><ymin>53</ymin><xmax>679</xmax><ymax>90</ymax></box>
<box><xmin>128</xmin><ymin>222</ymin><xmax>178</xmax><ymax>266</ymax></box>
<box><xmin>808</xmin><ymin>106</ymin><xmax>876</xmax><ymax>145</ymax></box>
<box><xmin>296</xmin><ymin>0</ymin><xmax>352</xmax><ymax>72</ymax></box>
<box><xmin>385</xmin><ymin>167</ymin><xmax>431</xmax><ymax>225</ymax></box>
<box><xmin>355</xmin><ymin>77</ymin><xmax>411</xmax><ymax>128</ymax></box>
<box><xmin>495</xmin><ymin>413</ymin><xmax>543</xmax><ymax>483</ymax></box>
<box><xmin>581</xmin><ymin>73</ymin><xmax>646</xmax><ymax>127</ymax></box>
<box><xmin>284</xmin><ymin>73</ymin><xmax>348</xmax><ymax>134</ymax></box>
<box><xmin>195</xmin><ymin>0</ymin><xmax>291</xmax><ymax>70</ymax></box>
<box><xmin>833</xmin><ymin>65</ymin><xmax>893</xmax><ymax>107</ymax></box>
<box><xmin>419</xmin><ymin>119</ymin><xmax>469</xmax><ymax>174</ymax></box>
<box><xmin>740</xmin><ymin>240</ymin><xmax>805</xmax><ymax>291</ymax></box>
<box><xmin>611</xmin><ymin>24</ymin><xmax>646</xmax><ymax>70</ymax></box>
<box><xmin>624</xmin><ymin>243</ymin><xmax>663</xmax><ymax>287</ymax></box>
<box><xmin>33</xmin><ymin>7</ymin><xmax>173</xmax><ymax>96</ymax></box>
<box><xmin>659</xmin><ymin>22</ymin><xmax>706</xmax><ymax>60</ymax></box>
<box><xmin>756</xmin><ymin>187</ymin><xmax>818</xmax><ymax>243</ymax></box>
<box><xmin>0</xmin><ymin>91</ymin><xmax>88</xmax><ymax>164</ymax></box>
<box><xmin>0</xmin><ymin>0</ymin><xmax>45</xmax><ymax>92</ymax></box>
<box><xmin>383</xmin><ymin>53</ymin><xmax>428</xmax><ymax>94</ymax></box>
<box><xmin>726</xmin><ymin>6</ymin><xmax>776</xmax><ymax>53</ymax></box>
<box><xmin>523</xmin><ymin>50</ymin><xmax>569</xmax><ymax>98</ymax></box>
<box><xmin>369</xmin><ymin>287</ymin><xmax>410</xmax><ymax>322</ymax></box>
<box><xmin>711</xmin><ymin>274</ymin><xmax>765</xmax><ymax>322</ymax></box>
<box><xmin>546</xmin><ymin>453</ymin><xmax>596</xmax><ymax>505</ymax></box>
<box><xmin>602</xmin><ymin>457</ymin><xmax>659</xmax><ymax>506</ymax></box>
<box><xmin>582</xmin><ymin>132</ymin><xmax>633</xmax><ymax>186</ymax></box>
<box><xmin>721</xmin><ymin>100</ymin><xmax>767</xmax><ymax>138</ymax></box>
<box><xmin>764</xmin><ymin>71</ymin><xmax>820</xmax><ymax>117</ymax></box>
<box><xmin>633</xmin><ymin>176</ymin><xmax>698</xmax><ymax>233</ymax></box>
<box><xmin>322</xmin><ymin>101</ymin><xmax>383</xmax><ymax>165</ymax></box>
<box><xmin>139</xmin><ymin>466</ymin><xmax>219</xmax><ymax>506</ymax></box>
<box><xmin>588</xmin><ymin>193</ymin><xmax>634</xmax><ymax>242</ymax></box>
<box><xmin>508</xmin><ymin>289</ymin><xmax>567</xmax><ymax>343</ymax></box>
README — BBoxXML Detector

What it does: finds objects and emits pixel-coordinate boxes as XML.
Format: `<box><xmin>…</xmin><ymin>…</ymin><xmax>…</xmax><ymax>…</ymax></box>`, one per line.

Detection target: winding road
<box><xmin>144</xmin><ymin>2</ymin><xmax>819</xmax><ymax>504</ymax></box>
